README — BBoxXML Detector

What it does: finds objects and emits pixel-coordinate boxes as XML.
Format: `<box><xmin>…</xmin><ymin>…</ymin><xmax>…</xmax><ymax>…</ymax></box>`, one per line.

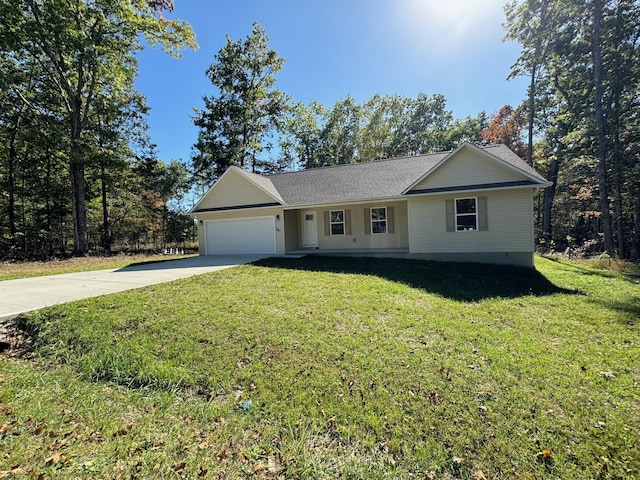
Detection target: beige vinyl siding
<box><xmin>197</xmin><ymin>170</ymin><xmax>278</xmax><ymax>210</ymax></box>
<box><xmin>315</xmin><ymin>201</ymin><xmax>409</xmax><ymax>250</ymax></box>
<box><xmin>410</xmin><ymin>149</ymin><xmax>525</xmax><ymax>191</ymax></box>
<box><xmin>284</xmin><ymin>210</ymin><xmax>299</xmax><ymax>252</ymax></box>
<box><xmin>408</xmin><ymin>189</ymin><xmax>534</xmax><ymax>254</ymax></box>
<box><xmin>196</xmin><ymin>207</ymin><xmax>285</xmax><ymax>255</ymax></box>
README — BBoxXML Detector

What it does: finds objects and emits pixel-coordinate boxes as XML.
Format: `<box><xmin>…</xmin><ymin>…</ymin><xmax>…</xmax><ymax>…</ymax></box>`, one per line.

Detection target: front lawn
<box><xmin>1</xmin><ymin>256</ymin><xmax>638</xmax><ymax>478</ymax></box>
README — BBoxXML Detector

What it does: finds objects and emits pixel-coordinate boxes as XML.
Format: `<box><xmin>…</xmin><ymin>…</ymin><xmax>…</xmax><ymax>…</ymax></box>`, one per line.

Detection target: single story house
<box><xmin>189</xmin><ymin>142</ymin><xmax>551</xmax><ymax>267</ymax></box>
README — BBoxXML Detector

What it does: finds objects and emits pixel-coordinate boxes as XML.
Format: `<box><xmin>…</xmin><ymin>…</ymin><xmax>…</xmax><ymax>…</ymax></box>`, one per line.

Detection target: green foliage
<box><xmin>280</xmin><ymin>93</ymin><xmax>487</xmax><ymax>169</ymax></box>
<box><xmin>505</xmin><ymin>0</ymin><xmax>640</xmax><ymax>258</ymax></box>
<box><xmin>192</xmin><ymin>22</ymin><xmax>288</xmax><ymax>182</ymax></box>
<box><xmin>2</xmin><ymin>257</ymin><xmax>637</xmax><ymax>478</ymax></box>
<box><xmin>0</xmin><ymin>0</ymin><xmax>196</xmax><ymax>259</ymax></box>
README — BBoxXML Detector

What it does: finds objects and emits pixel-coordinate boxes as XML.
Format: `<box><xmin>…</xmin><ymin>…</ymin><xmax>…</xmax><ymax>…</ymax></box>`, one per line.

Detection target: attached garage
<box><xmin>204</xmin><ymin>216</ymin><xmax>276</xmax><ymax>255</ymax></box>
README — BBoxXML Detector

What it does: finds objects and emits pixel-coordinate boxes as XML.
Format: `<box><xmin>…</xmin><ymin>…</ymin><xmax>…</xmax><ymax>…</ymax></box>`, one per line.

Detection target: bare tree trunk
<box><xmin>70</xmin><ymin>163</ymin><xmax>88</xmax><ymax>256</ymax></box>
<box><xmin>70</xmin><ymin>98</ymin><xmax>89</xmax><ymax>256</ymax></box>
<box><xmin>592</xmin><ymin>0</ymin><xmax>614</xmax><ymax>255</ymax></box>
<box><xmin>610</xmin><ymin>4</ymin><xmax>626</xmax><ymax>259</ymax></box>
<box><xmin>45</xmin><ymin>148</ymin><xmax>54</xmax><ymax>257</ymax></box>
<box><xmin>7</xmin><ymin>128</ymin><xmax>18</xmax><ymax>249</ymax></box>
<box><xmin>100</xmin><ymin>163</ymin><xmax>111</xmax><ymax>253</ymax></box>
<box><xmin>631</xmin><ymin>183</ymin><xmax>640</xmax><ymax>261</ymax></box>
<box><xmin>612</xmin><ymin>126</ymin><xmax>625</xmax><ymax>258</ymax></box>
<box><xmin>542</xmin><ymin>158</ymin><xmax>560</xmax><ymax>249</ymax></box>
<box><xmin>527</xmin><ymin>64</ymin><xmax>536</xmax><ymax>166</ymax></box>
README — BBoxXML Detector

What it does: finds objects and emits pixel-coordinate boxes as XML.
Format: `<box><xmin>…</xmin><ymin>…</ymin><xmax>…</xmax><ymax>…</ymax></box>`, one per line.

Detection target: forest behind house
<box><xmin>1</xmin><ymin>1</ymin><xmax>638</xmax><ymax>261</ymax></box>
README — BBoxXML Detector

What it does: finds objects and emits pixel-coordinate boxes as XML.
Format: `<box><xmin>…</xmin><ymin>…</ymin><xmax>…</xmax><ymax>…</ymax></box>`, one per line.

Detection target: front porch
<box><xmin>285</xmin><ymin>247</ymin><xmax>411</xmax><ymax>258</ymax></box>
<box><xmin>282</xmin><ymin>201</ymin><xmax>410</xmax><ymax>255</ymax></box>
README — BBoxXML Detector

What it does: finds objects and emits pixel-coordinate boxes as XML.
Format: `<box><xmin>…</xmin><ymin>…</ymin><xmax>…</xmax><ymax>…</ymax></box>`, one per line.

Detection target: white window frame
<box><xmin>455</xmin><ymin>197</ymin><xmax>478</xmax><ymax>231</ymax></box>
<box><xmin>330</xmin><ymin>209</ymin><xmax>345</xmax><ymax>236</ymax></box>
<box><xmin>371</xmin><ymin>206</ymin><xmax>388</xmax><ymax>234</ymax></box>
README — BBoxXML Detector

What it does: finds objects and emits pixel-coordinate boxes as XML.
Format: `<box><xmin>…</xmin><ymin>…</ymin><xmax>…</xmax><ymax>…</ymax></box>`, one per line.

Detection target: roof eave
<box><xmin>405</xmin><ymin>180</ymin><xmax>551</xmax><ymax>197</ymax></box>
<box><xmin>280</xmin><ymin>195</ymin><xmax>408</xmax><ymax>211</ymax></box>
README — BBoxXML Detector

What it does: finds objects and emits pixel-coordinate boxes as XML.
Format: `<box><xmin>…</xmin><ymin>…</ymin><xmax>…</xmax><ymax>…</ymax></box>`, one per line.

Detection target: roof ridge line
<box><xmin>265</xmin><ymin>149</ymin><xmax>454</xmax><ymax>177</ymax></box>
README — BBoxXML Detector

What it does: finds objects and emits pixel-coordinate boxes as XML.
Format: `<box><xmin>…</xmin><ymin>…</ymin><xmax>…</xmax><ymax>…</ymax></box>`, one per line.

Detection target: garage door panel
<box><xmin>205</xmin><ymin>217</ymin><xmax>275</xmax><ymax>255</ymax></box>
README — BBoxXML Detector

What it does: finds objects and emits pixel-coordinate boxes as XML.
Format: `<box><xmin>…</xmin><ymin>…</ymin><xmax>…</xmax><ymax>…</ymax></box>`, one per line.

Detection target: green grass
<box><xmin>1</xmin><ymin>256</ymin><xmax>638</xmax><ymax>478</ymax></box>
<box><xmin>0</xmin><ymin>253</ymin><xmax>196</xmax><ymax>281</ymax></box>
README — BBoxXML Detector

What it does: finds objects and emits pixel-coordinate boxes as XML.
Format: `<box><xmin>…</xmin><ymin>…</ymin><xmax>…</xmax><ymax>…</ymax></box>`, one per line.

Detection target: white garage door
<box><xmin>205</xmin><ymin>216</ymin><xmax>276</xmax><ymax>255</ymax></box>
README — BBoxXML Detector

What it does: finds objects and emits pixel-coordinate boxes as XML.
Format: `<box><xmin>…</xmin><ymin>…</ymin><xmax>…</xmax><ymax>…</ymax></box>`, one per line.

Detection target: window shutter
<box><xmin>445</xmin><ymin>199</ymin><xmax>455</xmax><ymax>232</ymax></box>
<box><xmin>478</xmin><ymin>197</ymin><xmax>488</xmax><ymax>231</ymax></box>
<box><xmin>387</xmin><ymin>206</ymin><xmax>395</xmax><ymax>234</ymax></box>
<box><xmin>345</xmin><ymin>209</ymin><xmax>352</xmax><ymax>235</ymax></box>
<box><xmin>324</xmin><ymin>211</ymin><xmax>330</xmax><ymax>236</ymax></box>
<box><xmin>364</xmin><ymin>208</ymin><xmax>371</xmax><ymax>234</ymax></box>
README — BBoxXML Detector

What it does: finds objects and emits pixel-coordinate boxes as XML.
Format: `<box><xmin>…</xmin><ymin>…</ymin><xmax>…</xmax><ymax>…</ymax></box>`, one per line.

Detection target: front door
<box><xmin>302</xmin><ymin>210</ymin><xmax>318</xmax><ymax>247</ymax></box>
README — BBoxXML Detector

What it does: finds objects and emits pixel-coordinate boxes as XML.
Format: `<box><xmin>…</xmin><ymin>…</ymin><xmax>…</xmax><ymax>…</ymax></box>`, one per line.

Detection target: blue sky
<box><xmin>135</xmin><ymin>0</ymin><xmax>527</xmax><ymax>163</ymax></box>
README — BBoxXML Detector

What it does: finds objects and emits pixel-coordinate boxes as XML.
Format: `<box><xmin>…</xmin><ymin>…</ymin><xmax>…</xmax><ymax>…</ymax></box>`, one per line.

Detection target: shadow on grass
<box><xmin>590</xmin><ymin>297</ymin><xmax>640</xmax><ymax>326</ymax></box>
<box><xmin>253</xmin><ymin>256</ymin><xmax>577</xmax><ymax>302</ymax></box>
<box><xmin>542</xmin><ymin>256</ymin><xmax>640</xmax><ymax>285</ymax></box>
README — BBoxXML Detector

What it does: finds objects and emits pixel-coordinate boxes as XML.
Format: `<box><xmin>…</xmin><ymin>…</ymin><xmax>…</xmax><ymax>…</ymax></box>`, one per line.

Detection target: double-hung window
<box><xmin>371</xmin><ymin>207</ymin><xmax>387</xmax><ymax>234</ymax></box>
<box><xmin>455</xmin><ymin>198</ymin><xmax>477</xmax><ymax>231</ymax></box>
<box><xmin>330</xmin><ymin>210</ymin><xmax>345</xmax><ymax>235</ymax></box>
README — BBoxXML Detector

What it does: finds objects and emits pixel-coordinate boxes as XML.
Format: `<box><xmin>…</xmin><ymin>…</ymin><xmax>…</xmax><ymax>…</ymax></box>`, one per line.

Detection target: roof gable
<box><xmin>190</xmin><ymin>166</ymin><xmax>283</xmax><ymax>213</ymax></box>
<box><xmin>405</xmin><ymin>142</ymin><xmax>548</xmax><ymax>194</ymax></box>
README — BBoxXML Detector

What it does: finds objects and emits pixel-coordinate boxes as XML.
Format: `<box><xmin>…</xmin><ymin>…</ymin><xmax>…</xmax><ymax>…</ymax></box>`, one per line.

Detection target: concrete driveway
<box><xmin>0</xmin><ymin>255</ymin><xmax>267</xmax><ymax>321</ymax></box>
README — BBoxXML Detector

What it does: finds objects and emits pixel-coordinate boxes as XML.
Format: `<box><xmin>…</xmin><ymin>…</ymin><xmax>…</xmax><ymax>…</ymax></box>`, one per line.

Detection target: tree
<box><xmin>0</xmin><ymin>0</ymin><xmax>196</xmax><ymax>256</ymax></box>
<box><xmin>193</xmin><ymin>22</ymin><xmax>287</xmax><ymax>182</ymax></box>
<box><xmin>279</xmin><ymin>101</ymin><xmax>326</xmax><ymax>170</ymax></box>
<box><xmin>505</xmin><ymin>0</ymin><xmax>640</xmax><ymax>257</ymax></box>
<box><xmin>504</xmin><ymin>0</ymin><xmax>555</xmax><ymax>166</ymax></box>
<box><xmin>388</xmin><ymin>93</ymin><xmax>455</xmax><ymax>156</ymax></box>
<box><xmin>480</xmin><ymin>105</ymin><xmax>527</xmax><ymax>157</ymax></box>
<box><xmin>279</xmin><ymin>93</ymin><xmax>487</xmax><ymax>170</ymax></box>
<box><xmin>317</xmin><ymin>95</ymin><xmax>361</xmax><ymax>165</ymax></box>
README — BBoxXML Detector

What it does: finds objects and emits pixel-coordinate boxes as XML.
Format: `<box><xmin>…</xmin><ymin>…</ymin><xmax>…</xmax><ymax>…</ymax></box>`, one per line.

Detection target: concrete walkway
<box><xmin>0</xmin><ymin>255</ymin><xmax>266</xmax><ymax>321</ymax></box>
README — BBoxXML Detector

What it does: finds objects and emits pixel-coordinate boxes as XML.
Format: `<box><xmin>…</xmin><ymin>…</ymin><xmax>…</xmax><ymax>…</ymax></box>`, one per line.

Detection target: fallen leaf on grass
<box><xmin>217</xmin><ymin>448</ymin><xmax>231</xmax><ymax>461</ymax></box>
<box><xmin>45</xmin><ymin>452</ymin><xmax>68</xmax><ymax>465</ymax></box>
<box><xmin>268</xmin><ymin>454</ymin><xmax>280</xmax><ymax>473</ymax></box>
<box><xmin>473</xmin><ymin>470</ymin><xmax>487</xmax><ymax>480</ymax></box>
<box><xmin>252</xmin><ymin>461</ymin><xmax>267</xmax><ymax>473</ymax></box>
<box><xmin>173</xmin><ymin>462</ymin><xmax>186</xmax><ymax>473</ymax></box>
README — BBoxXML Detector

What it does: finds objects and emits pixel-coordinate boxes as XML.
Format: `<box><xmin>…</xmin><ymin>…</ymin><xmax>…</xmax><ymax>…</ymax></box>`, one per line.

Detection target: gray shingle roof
<box><xmin>479</xmin><ymin>144</ymin><xmax>547</xmax><ymax>182</ymax></box>
<box><xmin>262</xmin><ymin>143</ymin><xmax>547</xmax><ymax>207</ymax></box>
<box><xmin>267</xmin><ymin>152</ymin><xmax>449</xmax><ymax>205</ymax></box>
<box><xmin>235</xmin><ymin>168</ymin><xmax>285</xmax><ymax>203</ymax></box>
